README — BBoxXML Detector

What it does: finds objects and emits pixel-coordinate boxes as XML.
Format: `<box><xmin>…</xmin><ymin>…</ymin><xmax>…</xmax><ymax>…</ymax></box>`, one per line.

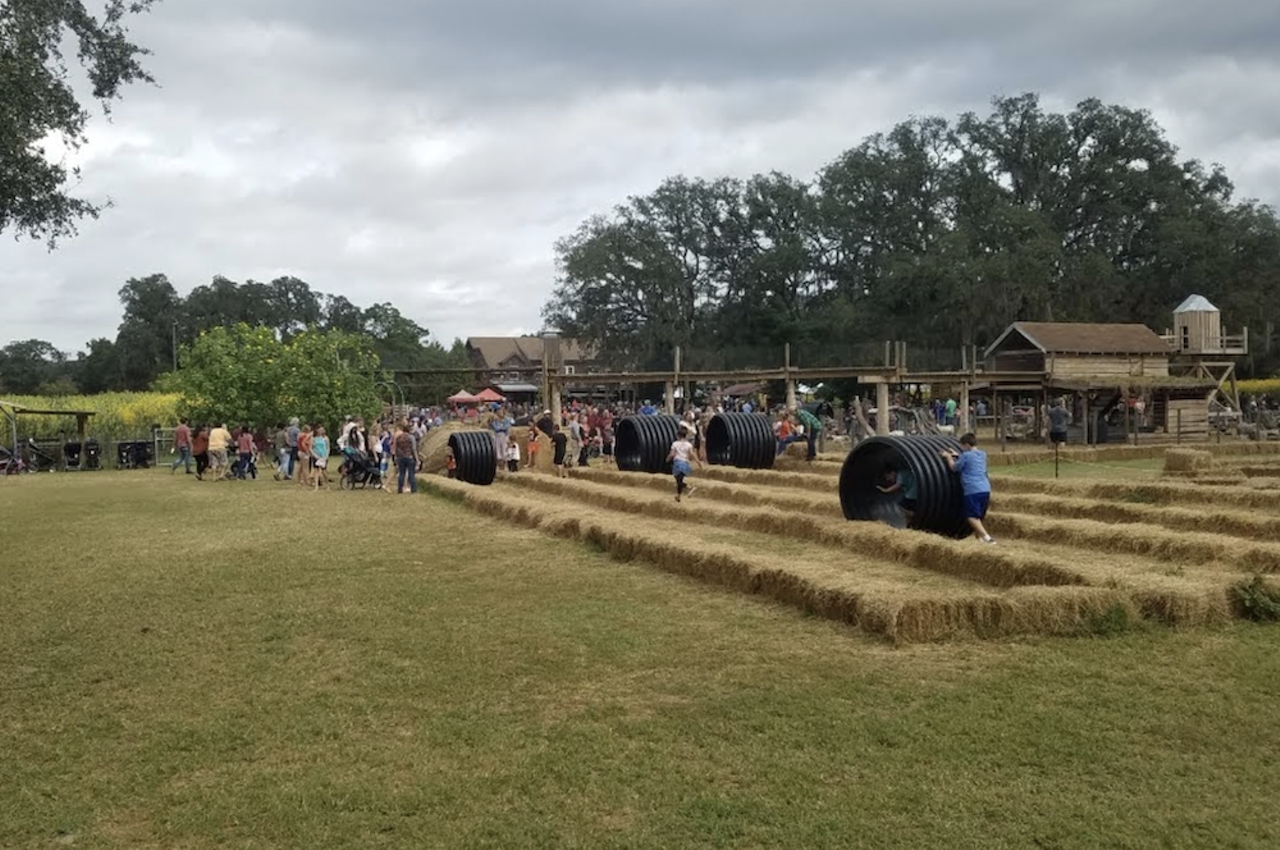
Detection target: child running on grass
<box><xmin>942</xmin><ymin>433</ymin><xmax>995</xmax><ymax>544</ymax></box>
<box><xmin>666</xmin><ymin>423</ymin><xmax>701</xmax><ymax>502</ymax></box>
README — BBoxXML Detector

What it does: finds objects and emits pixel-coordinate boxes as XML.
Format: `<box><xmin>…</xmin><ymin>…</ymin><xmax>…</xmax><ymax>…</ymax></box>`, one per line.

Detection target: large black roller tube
<box><xmin>706</xmin><ymin>412</ymin><xmax>776</xmax><ymax>469</ymax></box>
<box><xmin>839</xmin><ymin>435</ymin><xmax>966</xmax><ymax>538</ymax></box>
<box><xmin>448</xmin><ymin>431</ymin><xmax>497</xmax><ymax>486</ymax></box>
<box><xmin>615</xmin><ymin>415</ymin><xmax>681</xmax><ymax>474</ymax></box>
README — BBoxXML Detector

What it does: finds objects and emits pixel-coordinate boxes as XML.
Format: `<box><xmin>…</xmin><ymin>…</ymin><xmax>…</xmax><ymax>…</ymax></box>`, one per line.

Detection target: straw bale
<box><xmin>985</xmin><ymin>512</ymin><xmax>1280</xmax><ymax>575</ymax></box>
<box><xmin>994</xmin><ymin>491</ymin><xmax>1280</xmax><ymax>544</ymax></box>
<box><xmin>507</xmin><ymin>473</ymin><xmax>1088</xmax><ymax>590</ymax></box>
<box><xmin>1163</xmin><ymin>448</ymin><xmax>1216</xmax><ymax>475</ymax></box>
<box><xmin>418</xmin><ymin>421</ymin><xmax>467</xmax><ymax>474</ymax></box>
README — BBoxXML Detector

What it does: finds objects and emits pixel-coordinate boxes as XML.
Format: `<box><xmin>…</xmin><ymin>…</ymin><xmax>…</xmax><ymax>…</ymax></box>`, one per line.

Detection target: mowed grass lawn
<box><xmin>3</xmin><ymin>471</ymin><xmax>1279</xmax><ymax>849</ymax></box>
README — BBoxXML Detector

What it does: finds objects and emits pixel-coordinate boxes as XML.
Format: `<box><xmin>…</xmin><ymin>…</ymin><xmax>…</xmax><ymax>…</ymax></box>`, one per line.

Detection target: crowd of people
<box><xmin>168</xmin><ymin>415</ymin><xmax>432</xmax><ymax>495</ymax></box>
<box><xmin>162</xmin><ymin>396</ymin><xmax>1001</xmax><ymax>542</ymax></box>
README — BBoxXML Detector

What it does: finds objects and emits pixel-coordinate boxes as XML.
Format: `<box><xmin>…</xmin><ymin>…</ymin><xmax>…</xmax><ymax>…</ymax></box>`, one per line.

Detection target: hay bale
<box><xmin>1162</xmin><ymin>448</ymin><xmax>1216</xmax><ymax>476</ymax></box>
<box><xmin>420</xmin><ymin>421</ymin><xmax>468</xmax><ymax>474</ymax></box>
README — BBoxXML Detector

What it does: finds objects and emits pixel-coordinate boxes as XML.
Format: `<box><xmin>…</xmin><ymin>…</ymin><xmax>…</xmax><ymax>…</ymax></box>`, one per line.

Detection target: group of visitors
<box><xmin>169</xmin><ymin>418</ymin><xmax>262</xmax><ymax>483</ymax></box>
<box><xmin>773</xmin><ymin>406</ymin><xmax>824</xmax><ymax>460</ymax></box>
<box><xmin>169</xmin><ymin>414</ymin><xmax>425</xmax><ymax>494</ymax></box>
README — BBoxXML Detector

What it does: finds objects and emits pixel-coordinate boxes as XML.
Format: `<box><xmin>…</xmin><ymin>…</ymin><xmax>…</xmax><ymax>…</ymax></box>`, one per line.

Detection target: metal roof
<box><xmin>1173</xmin><ymin>294</ymin><xmax>1219</xmax><ymax>313</ymax></box>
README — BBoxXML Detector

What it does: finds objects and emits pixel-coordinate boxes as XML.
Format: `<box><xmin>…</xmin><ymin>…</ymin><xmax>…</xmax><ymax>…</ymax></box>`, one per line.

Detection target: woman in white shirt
<box><xmin>666</xmin><ymin>423</ymin><xmax>701</xmax><ymax>502</ymax></box>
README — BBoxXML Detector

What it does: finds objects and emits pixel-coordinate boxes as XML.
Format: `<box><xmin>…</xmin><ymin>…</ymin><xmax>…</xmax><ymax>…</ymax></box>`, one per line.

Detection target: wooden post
<box><xmin>1122</xmin><ymin>386</ymin><xmax>1130</xmax><ymax>444</ymax></box>
<box><xmin>673</xmin><ymin>345</ymin><xmax>681</xmax><ymax>414</ymax></box>
<box><xmin>784</xmin><ymin>343</ymin><xmax>797</xmax><ymax>410</ymax></box>
<box><xmin>663</xmin><ymin>380</ymin><xmax>675</xmax><ymax>415</ymax></box>
<box><xmin>1082</xmin><ymin>393</ymin><xmax>1090</xmax><ymax>446</ymax></box>
<box><xmin>1176</xmin><ymin>408</ymin><xmax>1182</xmax><ymax>445</ymax></box>
<box><xmin>959</xmin><ymin>381</ymin><xmax>970</xmax><ymax>434</ymax></box>
<box><xmin>876</xmin><ymin>382</ymin><xmax>890</xmax><ymax>436</ymax></box>
<box><xmin>550</xmin><ymin>377</ymin><xmax>562</xmax><ymax>426</ymax></box>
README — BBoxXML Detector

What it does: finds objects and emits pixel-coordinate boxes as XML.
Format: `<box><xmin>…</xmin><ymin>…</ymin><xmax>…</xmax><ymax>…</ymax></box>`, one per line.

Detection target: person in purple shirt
<box><xmin>942</xmin><ymin>433</ymin><xmax>995</xmax><ymax>544</ymax></box>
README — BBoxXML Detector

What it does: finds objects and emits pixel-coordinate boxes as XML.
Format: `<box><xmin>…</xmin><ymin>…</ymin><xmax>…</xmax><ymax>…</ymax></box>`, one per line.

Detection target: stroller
<box><xmin>339</xmin><ymin>448</ymin><xmax>382</xmax><ymax>490</ymax></box>
<box><xmin>231</xmin><ymin>452</ymin><xmax>259</xmax><ymax>480</ymax></box>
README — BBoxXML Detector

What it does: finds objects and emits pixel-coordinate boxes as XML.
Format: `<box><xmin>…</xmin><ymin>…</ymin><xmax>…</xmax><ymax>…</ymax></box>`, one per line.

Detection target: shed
<box><xmin>984</xmin><ymin>322</ymin><xmax>1172</xmax><ymax>380</ymax></box>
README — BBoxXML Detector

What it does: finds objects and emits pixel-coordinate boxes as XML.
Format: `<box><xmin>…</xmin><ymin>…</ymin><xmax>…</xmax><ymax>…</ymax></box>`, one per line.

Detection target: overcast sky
<box><xmin>4</xmin><ymin>0</ymin><xmax>1280</xmax><ymax>353</ymax></box>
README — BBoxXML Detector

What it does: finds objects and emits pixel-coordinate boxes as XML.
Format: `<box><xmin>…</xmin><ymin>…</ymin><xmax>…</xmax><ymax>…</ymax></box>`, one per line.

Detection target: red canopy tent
<box><xmin>474</xmin><ymin>388</ymin><xmax>506</xmax><ymax>403</ymax></box>
<box><xmin>446</xmin><ymin>389</ymin><xmax>479</xmax><ymax>404</ymax></box>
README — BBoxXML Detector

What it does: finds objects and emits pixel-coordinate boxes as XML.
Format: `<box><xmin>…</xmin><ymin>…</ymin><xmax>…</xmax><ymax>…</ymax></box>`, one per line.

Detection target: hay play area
<box><xmin>423</xmin><ymin>443</ymin><xmax>1280</xmax><ymax>643</ymax></box>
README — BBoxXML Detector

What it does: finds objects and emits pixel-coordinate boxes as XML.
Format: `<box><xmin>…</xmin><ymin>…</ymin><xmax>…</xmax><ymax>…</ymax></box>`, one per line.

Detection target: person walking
<box><xmin>207</xmin><ymin>422</ymin><xmax>232</xmax><ymax>482</ymax></box>
<box><xmin>393</xmin><ymin>421</ymin><xmax>417</xmax><ymax>494</ymax></box>
<box><xmin>191</xmin><ymin>425</ymin><xmax>209</xmax><ymax>481</ymax></box>
<box><xmin>1048</xmin><ymin>397</ymin><xmax>1070</xmax><ymax>445</ymax></box>
<box><xmin>666</xmin><ymin>423</ymin><xmax>701</xmax><ymax>502</ymax></box>
<box><xmin>234</xmin><ymin>424</ymin><xmax>256</xmax><ymax>479</ymax></box>
<box><xmin>490</xmin><ymin>406</ymin><xmax>513</xmax><ymax>474</ymax></box>
<box><xmin>170</xmin><ymin>418</ymin><xmax>192</xmax><ymax>474</ymax></box>
<box><xmin>311</xmin><ymin>425</ymin><xmax>330</xmax><ymax>489</ymax></box>
<box><xmin>551</xmin><ymin>425</ymin><xmax>569</xmax><ymax>479</ymax></box>
<box><xmin>295</xmin><ymin>424</ymin><xmax>313</xmax><ymax>487</ymax></box>
<box><xmin>942</xmin><ymin>433</ymin><xmax>995</xmax><ymax>544</ymax></box>
<box><xmin>284</xmin><ymin>417</ymin><xmax>300</xmax><ymax>480</ymax></box>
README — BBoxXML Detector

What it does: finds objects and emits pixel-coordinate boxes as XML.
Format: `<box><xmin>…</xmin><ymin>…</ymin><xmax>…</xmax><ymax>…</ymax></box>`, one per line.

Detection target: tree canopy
<box><xmin>0</xmin><ymin>274</ymin><xmax>473</xmax><ymax>401</ymax></box>
<box><xmin>1</xmin><ymin>0</ymin><xmax>157</xmax><ymax>244</ymax></box>
<box><xmin>545</xmin><ymin>94</ymin><xmax>1280</xmax><ymax>377</ymax></box>
<box><xmin>171</xmin><ymin>325</ymin><xmax>384</xmax><ymax>427</ymax></box>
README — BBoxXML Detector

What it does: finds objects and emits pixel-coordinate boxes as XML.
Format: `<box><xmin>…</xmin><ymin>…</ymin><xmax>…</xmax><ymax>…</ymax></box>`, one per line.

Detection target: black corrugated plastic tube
<box><xmin>705</xmin><ymin>412</ymin><xmax>776</xmax><ymax>469</ymax></box>
<box><xmin>448</xmin><ymin>431</ymin><xmax>497</xmax><ymax>486</ymax></box>
<box><xmin>839</xmin><ymin>435</ymin><xmax>967</xmax><ymax>538</ymax></box>
<box><xmin>615</xmin><ymin>415</ymin><xmax>681</xmax><ymax>474</ymax></box>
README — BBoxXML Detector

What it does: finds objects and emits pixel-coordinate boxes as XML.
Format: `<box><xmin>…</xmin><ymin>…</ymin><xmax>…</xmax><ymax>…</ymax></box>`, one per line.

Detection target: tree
<box><xmin>173</xmin><ymin>324</ymin><xmax>384</xmax><ymax>427</ymax></box>
<box><xmin>114</xmin><ymin>273</ymin><xmax>180</xmax><ymax>390</ymax></box>
<box><xmin>0</xmin><ymin>339</ymin><xmax>70</xmax><ymax>394</ymax></box>
<box><xmin>546</xmin><ymin>92</ymin><xmax>1280</xmax><ymax>377</ymax></box>
<box><xmin>72</xmin><ymin>337</ymin><xmax>119</xmax><ymax>394</ymax></box>
<box><xmin>1</xmin><ymin>0</ymin><xmax>157</xmax><ymax>244</ymax></box>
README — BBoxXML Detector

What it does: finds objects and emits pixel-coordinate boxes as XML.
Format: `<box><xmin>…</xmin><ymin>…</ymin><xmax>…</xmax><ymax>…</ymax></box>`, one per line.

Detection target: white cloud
<box><xmin>3</xmin><ymin>0</ymin><xmax>1279</xmax><ymax>353</ymax></box>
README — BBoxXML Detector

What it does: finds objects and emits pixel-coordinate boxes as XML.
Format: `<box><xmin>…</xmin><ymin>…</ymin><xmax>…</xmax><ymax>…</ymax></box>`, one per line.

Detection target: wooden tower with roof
<box><xmin>1162</xmin><ymin>294</ymin><xmax>1248</xmax><ymax>411</ymax></box>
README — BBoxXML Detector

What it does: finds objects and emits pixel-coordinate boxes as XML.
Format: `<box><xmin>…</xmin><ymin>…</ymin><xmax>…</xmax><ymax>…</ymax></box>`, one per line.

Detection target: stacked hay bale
<box><xmin>1162</xmin><ymin>448</ymin><xmax>1217</xmax><ymax>478</ymax></box>
<box><xmin>420</xmin><ymin>421</ymin><xmax>467</xmax><ymax>474</ymax></box>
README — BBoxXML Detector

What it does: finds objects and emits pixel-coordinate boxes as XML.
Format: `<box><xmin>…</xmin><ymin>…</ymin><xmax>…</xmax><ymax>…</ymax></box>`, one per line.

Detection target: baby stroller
<box><xmin>231</xmin><ymin>452</ymin><xmax>258</xmax><ymax>480</ymax></box>
<box><xmin>339</xmin><ymin>449</ymin><xmax>381</xmax><ymax>490</ymax></box>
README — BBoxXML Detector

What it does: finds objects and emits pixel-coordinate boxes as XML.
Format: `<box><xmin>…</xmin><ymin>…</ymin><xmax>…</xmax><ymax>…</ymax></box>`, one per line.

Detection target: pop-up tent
<box><xmin>474</xmin><ymin>388</ymin><xmax>506</xmax><ymax>403</ymax></box>
<box><xmin>446</xmin><ymin>389</ymin><xmax>479</xmax><ymax>404</ymax></box>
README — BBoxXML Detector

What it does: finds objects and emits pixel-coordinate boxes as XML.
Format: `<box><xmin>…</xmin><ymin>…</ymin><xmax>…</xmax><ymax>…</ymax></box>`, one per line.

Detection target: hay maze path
<box><xmin>424</xmin><ymin>460</ymin><xmax>1280</xmax><ymax>643</ymax></box>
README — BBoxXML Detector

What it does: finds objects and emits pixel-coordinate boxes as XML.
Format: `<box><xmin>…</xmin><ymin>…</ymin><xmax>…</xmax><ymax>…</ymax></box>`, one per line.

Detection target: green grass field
<box><xmin>3</xmin><ymin>470</ymin><xmax>1279</xmax><ymax>849</ymax></box>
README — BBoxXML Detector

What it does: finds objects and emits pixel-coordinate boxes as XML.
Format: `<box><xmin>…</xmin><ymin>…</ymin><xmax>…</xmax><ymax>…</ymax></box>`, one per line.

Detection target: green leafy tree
<box><xmin>173</xmin><ymin>325</ymin><xmax>285</xmax><ymax>426</ymax></box>
<box><xmin>278</xmin><ymin>329</ymin><xmax>383</xmax><ymax>427</ymax></box>
<box><xmin>1</xmin><ymin>0</ymin><xmax>157</xmax><ymax>244</ymax></box>
<box><xmin>173</xmin><ymin>325</ymin><xmax>384</xmax><ymax>429</ymax></box>
<box><xmin>0</xmin><ymin>339</ymin><xmax>70</xmax><ymax>394</ymax></box>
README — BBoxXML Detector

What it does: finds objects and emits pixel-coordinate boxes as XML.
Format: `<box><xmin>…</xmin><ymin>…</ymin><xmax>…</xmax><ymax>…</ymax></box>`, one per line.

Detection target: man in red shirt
<box><xmin>170</xmin><ymin>418</ymin><xmax>192</xmax><ymax>474</ymax></box>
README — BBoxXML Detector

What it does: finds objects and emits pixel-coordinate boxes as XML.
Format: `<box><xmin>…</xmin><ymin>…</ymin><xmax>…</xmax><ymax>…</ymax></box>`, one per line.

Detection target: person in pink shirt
<box><xmin>235</xmin><ymin>425</ymin><xmax>256</xmax><ymax>480</ymax></box>
<box><xmin>170</xmin><ymin>418</ymin><xmax>193</xmax><ymax>474</ymax></box>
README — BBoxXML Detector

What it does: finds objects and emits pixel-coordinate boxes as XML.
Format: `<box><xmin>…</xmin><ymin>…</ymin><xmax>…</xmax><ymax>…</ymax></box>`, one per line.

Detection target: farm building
<box><xmin>981</xmin><ymin>307</ymin><xmax>1247</xmax><ymax>441</ymax></box>
<box><xmin>984</xmin><ymin>322</ymin><xmax>1172</xmax><ymax>379</ymax></box>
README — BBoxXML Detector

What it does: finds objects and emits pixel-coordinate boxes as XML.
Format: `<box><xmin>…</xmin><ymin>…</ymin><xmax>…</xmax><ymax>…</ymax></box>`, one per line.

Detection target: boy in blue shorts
<box><xmin>942</xmin><ymin>433</ymin><xmax>995</xmax><ymax>544</ymax></box>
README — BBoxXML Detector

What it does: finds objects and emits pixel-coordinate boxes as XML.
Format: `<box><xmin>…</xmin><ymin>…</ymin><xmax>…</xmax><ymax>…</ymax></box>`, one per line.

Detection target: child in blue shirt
<box><xmin>942</xmin><ymin>433</ymin><xmax>995</xmax><ymax>544</ymax></box>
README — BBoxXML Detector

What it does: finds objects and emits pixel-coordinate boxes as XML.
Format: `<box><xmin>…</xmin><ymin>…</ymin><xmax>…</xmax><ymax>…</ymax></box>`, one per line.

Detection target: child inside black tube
<box><xmin>876</xmin><ymin>465</ymin><xmax>918</xmax><ymax>529</ymax></box>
